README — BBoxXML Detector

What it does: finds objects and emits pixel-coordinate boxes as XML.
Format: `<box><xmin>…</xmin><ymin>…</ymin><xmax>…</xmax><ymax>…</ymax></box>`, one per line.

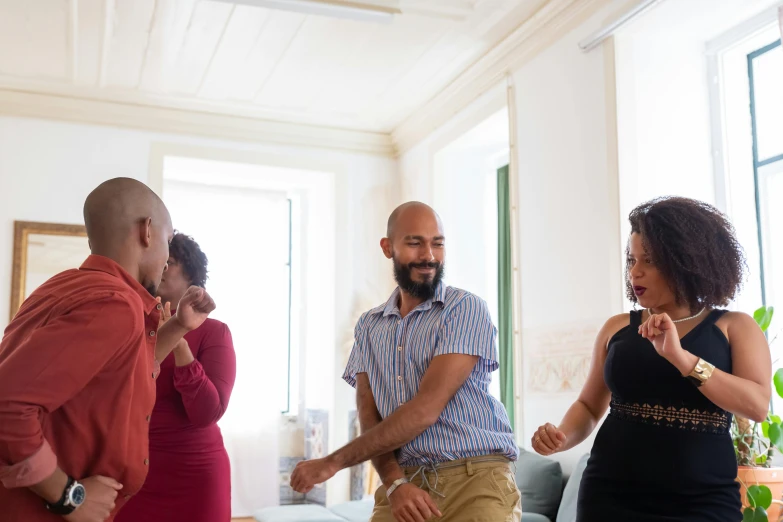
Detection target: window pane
<box><xmin>759</xmin><ymin>161</ymin><xmax>783</xmax><ymax>310</ymax></box>
<box><xmin>758</xmin><ymin>161</ymin><xmax>783</xmax><ymax>419</ymax></box>
<box><xmin>164</xmin><ymin>180</ymin><xmax>292</xmax><ymax>426</ymax></box>
<box><xmin>752</xmin><ymin>43</ymin><xmax>783</xmax><ymax>162</ymax></box>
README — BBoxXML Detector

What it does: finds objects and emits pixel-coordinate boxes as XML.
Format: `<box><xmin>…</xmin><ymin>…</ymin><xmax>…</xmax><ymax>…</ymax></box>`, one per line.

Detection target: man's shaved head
<box><xmin>84</xmin><ymin>178</ymin><xmax>167</xmax><ymax>249</ymax></box>
<box><xmin>83</xmin><ymin>177</ymin><xmax>173</xmax><ymax>295</ymax></box>
<box><xmin>386</xmin><ymin>201</ymin><xmax>442</xmax><ymax>240</ymax></box>
<box><xmin>382</xmin><ymin>201</ymin><xmax>445</xmax><ymax>301</ymax></box>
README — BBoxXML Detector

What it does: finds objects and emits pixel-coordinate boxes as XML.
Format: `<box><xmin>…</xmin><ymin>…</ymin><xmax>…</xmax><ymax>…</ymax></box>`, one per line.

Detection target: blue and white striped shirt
<box><xmin>343</xmin><ymin>283</ymin><xmax>518</xmax><ymax>467</ymax></box>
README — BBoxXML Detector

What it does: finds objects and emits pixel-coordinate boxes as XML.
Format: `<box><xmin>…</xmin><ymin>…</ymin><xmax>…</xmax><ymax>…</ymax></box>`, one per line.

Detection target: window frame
<box><xmin>748</xmin><ymin>38</ymin><xmax>783</xmax><ymax>306</ymax></box>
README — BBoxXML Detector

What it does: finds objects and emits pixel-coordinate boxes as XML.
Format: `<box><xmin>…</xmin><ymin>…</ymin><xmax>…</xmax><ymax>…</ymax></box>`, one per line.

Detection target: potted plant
<box><xmin>734</xmin><ymin>306</ymin><xmax>782</xmax><ymax>522</ymax></box>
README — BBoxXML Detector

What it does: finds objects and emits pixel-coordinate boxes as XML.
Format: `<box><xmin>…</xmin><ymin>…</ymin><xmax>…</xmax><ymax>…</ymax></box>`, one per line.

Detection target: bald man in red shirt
<box><xmin>0</xmin><ymin>178</ymin><xmax>216</xmax><ymax>522</ymax></box>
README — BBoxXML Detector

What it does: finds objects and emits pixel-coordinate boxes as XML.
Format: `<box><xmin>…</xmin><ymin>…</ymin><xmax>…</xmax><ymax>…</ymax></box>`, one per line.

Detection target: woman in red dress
<box><xmin>117</xmin><ymin>232</ymin><xmax>236</xmax><ymax>522</ymax></box>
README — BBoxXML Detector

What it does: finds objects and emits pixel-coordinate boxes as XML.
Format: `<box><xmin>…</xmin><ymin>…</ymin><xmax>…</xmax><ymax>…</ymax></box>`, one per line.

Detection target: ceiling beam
<box><xmin>399</xmin><ymin>0</ymin><xmax>475</xmax><ymax>21</ymax></box>
<box><xmin>98</xmin><ymin>0</ymin><xmax>115</xmax><ymax>88</ymax></box>
<box><xmin>68</xmin><ymin>0</ymin><xmax>79</xmax><ymax>82</ymax></box>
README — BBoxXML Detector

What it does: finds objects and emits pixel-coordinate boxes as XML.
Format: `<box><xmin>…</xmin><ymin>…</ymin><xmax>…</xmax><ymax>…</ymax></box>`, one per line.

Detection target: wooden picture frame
<box><xmin>10</xmin><ymin>221</ymin><xmax>87</xmax><ymax>321</ymax></box>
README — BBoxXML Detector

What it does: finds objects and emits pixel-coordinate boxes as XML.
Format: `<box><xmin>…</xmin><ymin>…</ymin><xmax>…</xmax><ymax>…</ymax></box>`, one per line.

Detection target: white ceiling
<box><xmin>0</xmin><ymin>0</ymin><xmax>550</xmax><ymax>134</ymax></box>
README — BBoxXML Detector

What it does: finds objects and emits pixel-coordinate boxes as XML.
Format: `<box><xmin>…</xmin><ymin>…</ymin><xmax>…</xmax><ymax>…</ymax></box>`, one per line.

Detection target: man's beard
<box><xmin>393</xmin><ymin>258</ymin><xmax>444</xmax><ymax>300</ymax></box>
<box><xmin>144</xmin><ymin>281</ymin><xmax>158</xmax><ymax>297</ymax></box>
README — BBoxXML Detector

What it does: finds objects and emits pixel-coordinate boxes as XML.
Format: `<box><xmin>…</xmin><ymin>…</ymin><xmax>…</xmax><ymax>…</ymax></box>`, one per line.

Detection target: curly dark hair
<box><xmin>626</xmin><ymin>197</ymin><xmax>745</xmax><ymax>311</ymax></box>
<box><xmin>169</xmin><ymin>232</ymin><xmax>208</xmax><ymax>288</ymax></box>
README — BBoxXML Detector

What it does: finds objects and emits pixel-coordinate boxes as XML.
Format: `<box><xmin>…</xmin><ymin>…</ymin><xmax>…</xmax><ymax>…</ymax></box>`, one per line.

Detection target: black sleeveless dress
<box><xmin>577</xmin><ymin>310</ymin><xmax>741</xmax><ymax>522</ymax></box>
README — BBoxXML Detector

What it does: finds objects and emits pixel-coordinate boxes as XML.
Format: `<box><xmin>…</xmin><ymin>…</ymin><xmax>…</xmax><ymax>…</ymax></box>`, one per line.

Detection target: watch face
<box><xmin>69</xmin><ymin>484</ymin><xmax>86</xmax><ymax>506</ymax></box>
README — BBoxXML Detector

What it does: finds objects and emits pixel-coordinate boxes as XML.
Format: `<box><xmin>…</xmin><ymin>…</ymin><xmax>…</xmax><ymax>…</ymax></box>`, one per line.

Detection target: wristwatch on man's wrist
<box><xmin>386</xmin><ymin>477</ymin><xmax>409</xmax><ymax>498</ymax></box>
<box><xmin>44</xmin><ymin>476</ymin><xmax>86</xmax><ymax>515</ymax></box>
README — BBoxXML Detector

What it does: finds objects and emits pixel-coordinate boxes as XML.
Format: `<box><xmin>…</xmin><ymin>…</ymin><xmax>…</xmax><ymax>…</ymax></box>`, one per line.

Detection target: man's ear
<box><xmin>380</xmin><ymin>237</ymin><xmax>393</xmax><ymax>259</ymax></box>
<box><xmin>139</xmin><ymin>217</ymin><xmax>153</xmax><ymax>248</ymax></box>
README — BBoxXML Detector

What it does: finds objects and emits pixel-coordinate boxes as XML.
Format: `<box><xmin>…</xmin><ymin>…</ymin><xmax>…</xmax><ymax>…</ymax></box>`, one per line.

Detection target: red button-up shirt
<box><xmin>0</xmin><ymin>255</ymin><xmax>161</xmax><ymax>522</ymax></box>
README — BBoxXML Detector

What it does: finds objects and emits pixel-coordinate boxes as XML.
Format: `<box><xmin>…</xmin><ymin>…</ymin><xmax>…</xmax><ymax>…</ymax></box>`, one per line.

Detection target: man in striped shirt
<box><xmin>291</xmin><ymin>202</ymin><xmax>520</xmax><ymax>522</ymax></box>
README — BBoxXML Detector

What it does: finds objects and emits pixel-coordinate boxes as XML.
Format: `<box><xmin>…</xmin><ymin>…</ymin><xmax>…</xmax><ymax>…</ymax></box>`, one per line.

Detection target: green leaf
<box><xmin>754</xmin><ymin>306</ymin><xmax>774</xmax><ymax>332</ymax></box>
<box><xmin>763</xmin><ymin>421</ymin><xmax>771</xmax><ymax>438</ymax></box>
<box><xmin>769</xmin><ymin>423</ymin><xmax>783</xmax><ymax>450</ymax></box>
<box><xmin>774</xmin><ymin>369</ymin><xmax>783</xmax><ymax>400</ymax></box>
<box><xmin>771</xmin><ymin>415</ymin><xmax>782</xmax><ymax>425</ymax></box>
<box><xmin>748</xmin><ymin>485</ymin><xmax>773</xmax><ymax>510</ymax></box>
<box><xmin>756</xmin><ymin>454</ymin><xmax>768</xmax><ymax>465</ymax></box>
<box><xmin>743</xmin><ymin>506</ymin><xmax>769</xmax><ymax>522</ymax></box>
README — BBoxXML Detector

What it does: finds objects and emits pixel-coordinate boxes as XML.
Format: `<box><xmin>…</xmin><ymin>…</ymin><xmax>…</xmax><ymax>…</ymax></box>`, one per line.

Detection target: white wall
<box><xmin>511</xmin><ymin>3</ymin><xmax>625</xmax><ymax>474</ymax></box>
<box><xmin>399</xmin><ymin>82</ymin><xmax>508</xmax><ymax>204</ymax></box>
<box><xmin>615</xmin><ymin>6</ymin><xmax>717</xmax><ymax>224</ymax></box>
<box><xmin>399</xmin><ymin>2</ymin><xmax>627</xmax><ymax>474</ymax></box>
<box><xmin>0</xmin><ymin>115</ymin><xmax>398</xmax><ymax>504</ymax></box>
<box><xmin>614</xmin><ymin>0</ymin><xmax>782</xmax><ymax>258</ymax></box>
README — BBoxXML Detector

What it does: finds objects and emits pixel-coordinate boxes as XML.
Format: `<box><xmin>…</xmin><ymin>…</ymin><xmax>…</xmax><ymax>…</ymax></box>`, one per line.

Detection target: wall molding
<box><xmin>391</xmin><ymin>0</ymin><xmax>611</xmax><ymax>155</ymax></box>
<box><xmin>0</xmin><ymin>89</ymin><xmax>395</xmax><ymax>157</ymax></box>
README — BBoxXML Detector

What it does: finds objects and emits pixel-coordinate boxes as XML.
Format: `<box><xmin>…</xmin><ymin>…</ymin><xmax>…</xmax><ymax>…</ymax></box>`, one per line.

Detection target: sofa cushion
<box><xmin>330</xmin><ymin>499</ymin><xmax>374</xmax><ymax>522</ymax></box>
<box><xmin>521</xmin><ymin>513</ymin><xmax>552</xmax><ymax>522</ymax></box>
<box><xmin>556</xmin><ymin>453</ymin><xmax>590</xmax><ymax>522</ymax></box>
<box><xmin>515</xmin><ymin>448</ymin><xmax>563</xmax><ymax>521</ymax></box>
<box><xmin>254</xmin><ymin>505</ymin><xmax>346</xmax><ymax>522</ymax></box>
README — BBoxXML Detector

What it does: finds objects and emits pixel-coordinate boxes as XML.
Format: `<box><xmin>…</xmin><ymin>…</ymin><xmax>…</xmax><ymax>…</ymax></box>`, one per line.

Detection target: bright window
<box><xmin>163</xmin><ymin>179</ymin><xmax>299</xmax><ymax>418</ymax></box>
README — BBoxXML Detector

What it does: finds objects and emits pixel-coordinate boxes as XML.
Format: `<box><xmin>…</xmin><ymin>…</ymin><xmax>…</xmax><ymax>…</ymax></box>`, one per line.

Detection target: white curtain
<box><xmin>164</xmin><ymin>180</ymin><xmax>289</xmax><ymax>517</ymax></box>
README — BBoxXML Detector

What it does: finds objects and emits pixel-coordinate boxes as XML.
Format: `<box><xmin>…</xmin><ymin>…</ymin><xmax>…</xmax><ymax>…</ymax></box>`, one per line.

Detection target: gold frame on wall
<box><xmin>10</xmin><ymin>221</ymin><xmax>87</xmax><ymax>321</ymax></box>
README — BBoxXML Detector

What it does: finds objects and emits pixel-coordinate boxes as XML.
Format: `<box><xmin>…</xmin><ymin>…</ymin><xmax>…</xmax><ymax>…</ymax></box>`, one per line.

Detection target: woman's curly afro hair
<box><xmin>626</xmin><ymin>197</ymin><xmax>745</xmax><ymax>311</ymax></box>
<box><xmin>169</xmin><ymin>232</ymin><xmax>208</xmax><ymax>288</ymax></box>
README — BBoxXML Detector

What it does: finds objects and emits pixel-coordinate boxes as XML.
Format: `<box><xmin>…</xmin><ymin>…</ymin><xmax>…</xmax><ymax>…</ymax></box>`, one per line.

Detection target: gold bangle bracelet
<box><xmin>686</xmin><ymin>358</ymin><xmax>715</xmax><ymax>387</ymax></box>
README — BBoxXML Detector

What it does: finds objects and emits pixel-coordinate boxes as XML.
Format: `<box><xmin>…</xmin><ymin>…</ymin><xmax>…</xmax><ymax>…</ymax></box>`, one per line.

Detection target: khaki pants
<box><xmin>370</xmin><ymin>456</ymin><xmax>522</xmax><ymax>522</ymax></box>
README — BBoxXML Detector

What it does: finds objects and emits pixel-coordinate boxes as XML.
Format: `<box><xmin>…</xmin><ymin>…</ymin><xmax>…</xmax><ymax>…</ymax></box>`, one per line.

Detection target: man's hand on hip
<box><xmin>389</xmin><ymin>483</ymin><xmax>442</xmax><ymax>522</ymax></box>
<box><xmin>63</xmin><ymin>476</ymin><xmax>122</xmax><ymax>522</ymax></box>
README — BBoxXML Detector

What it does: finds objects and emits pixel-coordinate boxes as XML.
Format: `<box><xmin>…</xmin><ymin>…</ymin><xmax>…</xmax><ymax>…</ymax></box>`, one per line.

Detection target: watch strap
<box><xmin>45</xmin><ymin>476</ymin><xmax>78</xmax><ymax>515</ymax></box>
<box><xmin>386</xmin><ymin>477</ymin><xmax>409</xmax><ymax>498</ymax></box>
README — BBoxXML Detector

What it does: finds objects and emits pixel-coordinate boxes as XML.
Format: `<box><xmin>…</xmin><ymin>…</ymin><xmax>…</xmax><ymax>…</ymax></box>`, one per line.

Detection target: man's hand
<box><xmin>290</xmin><ymin>457</ymin><xmax>339</xmax><ymax>494</ymax></box>
<box><xmin>63</xmin><ymin>476</ymin><xmax>122</xmax><ymax>522</ymax></box>
<box><xmin>389</xmin><ymin>484</ymin><xmax>442</xmax><ymax>522</ymax></box>
<box><xmin>174</xmin><ymin>287</ymin><xmax>216</xmax><ymax>332</ymax></box>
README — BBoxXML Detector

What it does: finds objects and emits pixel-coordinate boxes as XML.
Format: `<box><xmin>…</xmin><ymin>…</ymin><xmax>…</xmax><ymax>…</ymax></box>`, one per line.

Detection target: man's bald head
<box><xmin>386</xmin><ymin>201</ymin><xmax>442</xmax><ymax>240</ymax></box>
<box><xmin>83</xmin><ymin>177</ymin><xmax>173</xmax><ymax>294</ymax></box>
<box><xmin>84</xmin><ymin>178</ymin><xmax>167</xmax><ymax>247</ymax></box>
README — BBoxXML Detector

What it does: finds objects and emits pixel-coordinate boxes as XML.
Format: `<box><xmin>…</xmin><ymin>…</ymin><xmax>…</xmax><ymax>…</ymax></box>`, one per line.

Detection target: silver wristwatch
<box><xmin>386</xmin><ymin>477</ymin><xmax>409</xmax><ymax>498</ymax></box>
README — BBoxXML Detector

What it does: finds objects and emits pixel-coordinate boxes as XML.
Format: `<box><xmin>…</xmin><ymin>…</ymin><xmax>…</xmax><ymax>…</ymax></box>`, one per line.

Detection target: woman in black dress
<box><xmin>532</xmin><ymin>197</ymin><xmax>771</xmax><ymax>521</ymax></box>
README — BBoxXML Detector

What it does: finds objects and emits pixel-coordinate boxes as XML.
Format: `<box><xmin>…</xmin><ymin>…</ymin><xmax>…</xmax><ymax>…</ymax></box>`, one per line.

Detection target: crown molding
<box><xmin>0</xmin><ymin>0</ymin><xmax>610</xmax><ymax>159</ymax></box>
<box><xmin>391</xmin><ymin>0</ymin><xmax>611</xmax><ymax>155</ymax></box>
<box><xmin>0</xmin><ymin>89</ymin><xmax>396</xmax><ymax>157</ymax></box>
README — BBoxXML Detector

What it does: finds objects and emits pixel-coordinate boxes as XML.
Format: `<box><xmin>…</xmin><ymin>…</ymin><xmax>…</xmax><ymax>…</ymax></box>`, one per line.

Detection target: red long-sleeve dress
<box><xmin>116</xmin><ymin>318</ymin><xmax>236</xmax><ymax>522</ymax></box>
